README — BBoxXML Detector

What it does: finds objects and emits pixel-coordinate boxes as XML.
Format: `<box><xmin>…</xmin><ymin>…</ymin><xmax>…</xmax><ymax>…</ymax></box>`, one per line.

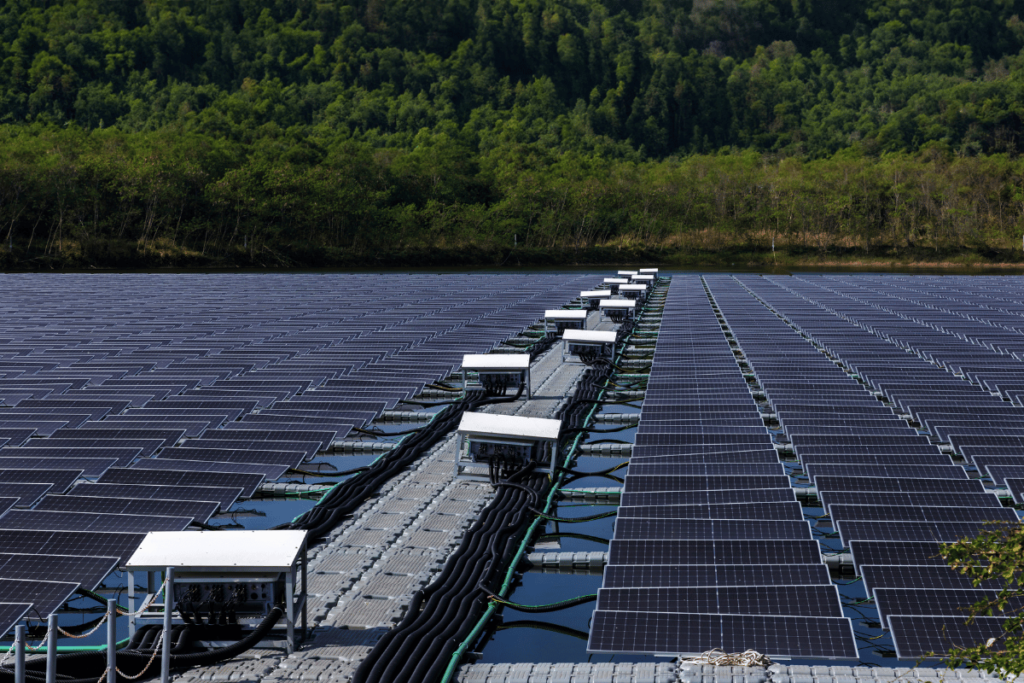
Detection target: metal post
<box><xmin>127</xmin><ymin>570</ymin><xmax>136</xmax><ymax>637</ymax></box>
<box><xmin>285</xmin><ymin>563</ymin><xmax>295</xmax><ymax>653</ymax></box>
<box><xmin>106</xmin><ymin>600</ymin><xmax>116</xmax><ymax>683</ymax></box>
<box><xmin>45</xmin><ymin>613</ymin><xmax>56</xmax><ymax>683</ymax></box>
<box><xmin>161</xmin><ymin>566</ymin><xmax>174</xmax><ymax>683</ymax></box>
<box><xmin>13</xmin><ymin>625</ymin><xmax>25</xmax><ymax>683</ymax></box>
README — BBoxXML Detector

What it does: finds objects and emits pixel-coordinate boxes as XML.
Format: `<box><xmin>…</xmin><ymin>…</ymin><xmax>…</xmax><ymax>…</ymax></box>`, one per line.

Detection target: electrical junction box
<box><xmin>619</xmin><ymin>284</ymin><xmax>648</xmax><ymax>302</ymax></box>
<box><xmin>460</xmin><ymin>353</ymin><xmax>532</xmax><ymax>398</ymax></box>
<box><xmin>455</xmin><ymin>411</ymin><xmax>561</xmax><ymax>481</ymax></box>
<box><xmin>544</xmin><ymin>309</ymin><xmax>587</xmax><ymax>336</ymax></box>
<box><xmin>603</xmin><ymin>278</ymin><xmax>628</xmax><ymax>294</ymax></box>
<box><xmin>639</xmin><ymin>268</ymin><xmax>658</xmax><ymax>274</ymax></box>
<box><xmin>599</xmin><ymin>298</ymin><xmax>636</xmax><ymax>323</ymax></box>
<box><xmin>125</xmin><ymin>530</ymin><xmax>308</xmax><ymax>653</ymax></box>
<box><xmin>172</xmin><ymin>574</ymin><xmax>281</xmax><ymax>616</ymax></box>
<box><xmin>631</xmin><ymin>274</ymin><xmax>655</xmax><ymax>285</ymax></box>
<box><xmin>562</xmin><ymin>329</ymin><xmax>617</xmax><ymax>364</ymax></box>
<box><xmin>580</xmin><ymin>290</ymin><xmax>611</xmax><ymax>310</ymax></box>
<box><xmin>617</xmin><ymin>270</ymin><xmax>638</xmax><ymax>277</ymax></box>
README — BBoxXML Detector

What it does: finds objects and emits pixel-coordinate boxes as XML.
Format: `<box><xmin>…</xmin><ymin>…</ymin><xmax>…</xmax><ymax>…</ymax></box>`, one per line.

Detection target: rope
<box><xmin>58</xmin><ymin>613</ymin><xmax>109</xmax><ymax>639</ymax></box>
<box><xmin>95</xmin><ymin>630</ymin><xmax>164</xmax><ymax>683</ymax></box>
<box><xmin>117</xmin><ymin>577</ymin><xmax>169</xmax><ymax>617</ymax></box>
<box><xmin>679</xmin><ymin>649</ymin><xmax>773</xmax><ymax>667</ymax></box>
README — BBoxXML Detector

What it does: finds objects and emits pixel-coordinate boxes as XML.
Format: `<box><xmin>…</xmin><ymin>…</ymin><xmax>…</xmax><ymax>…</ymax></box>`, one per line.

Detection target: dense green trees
<box><xmin>1</xmin><ymin>0</ymin><xmax>1024</xmax><ymax>266</ymax></box>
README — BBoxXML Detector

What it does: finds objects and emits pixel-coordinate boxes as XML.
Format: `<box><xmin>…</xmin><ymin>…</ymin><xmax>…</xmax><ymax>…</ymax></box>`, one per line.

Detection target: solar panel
<box><xmin>0</xmin><ymin>579</ymin><xmax>81</xmax><ymax>618</ymax></box>
<box><xmin>602</xmin><ymin>564</ymin><xmax>831</xmax><ymax>588</ymax></box>
<box><xmin>97</xmin><ymin>468</ymin><xmax>263</xmax><ymax>498</ymax></box>
<box><xmin>623</xmin><ymin>476</ymin><xmax>790</xmax><ymax>493</ymax></box>
<box><xmin>0</xmin><ymin>483</ymin><xmax>52</xmax><ymax>507</ymax></box>
<box><xmin>588</xmin><ymin>611</ymin><xmax>857</xmax><ymax>658</ymax></box>
<box><xmin>0</xmin><ymin>430</ymin><xmax>35</xmax><ymax>446</ymax></box>
<box><xmin>159</xmin><ymin>447</ymin><xmax>304</xmax><ymax>469</ymax></box>
<box><xmin>131</xmin><ymin>458</ymin><xmax>288</xmax><ymax>480</ymax></box>
<box><xmin>0</xmin><ymin>447</ymin><xmax>142</xmax><ymax>467</ymax></box>
<box><xmin>0</xmin><ymin>457</ymin><xmax>116</xmax><ymax>478</ymax></box>
<box><xmin>875</xmin><ymin>588</ymin><xmax>1010</xmax><ymax>629</ymax></box>
<box><xmin>67</xmin><ymin>483</ymin><xmax>241</xmax><ymax>510</ymax></box>
<box><xmin>596</xmin><ymin>585</ymin><xmax>844</xmax><ymax>617</ymax></box>
<box><xmin>849</xmin><ymin>541</ymin><xmax>947</xmax><ymax>573</ymax></box>
<box><xmin>34</xmin><ymin>495</ymin><xmax>218</xmax><ymax>524</ymax></box>
<box><xmin>20</xmin><ymin>439</ymin><xmax>164</xmax><ymax>458</ymax></box>
<box><xmin>814</xmin><ymin>477</ymin><xmax>983</xmax><ymax>493</ymax></box>
<box><xmin>0</xmin><ymin>509</ymin><xmax>192</xmax><ymax>533</ymax></box>
<box><xmin>0</xmin><ymin>553</ymin><xmax>118</xmax><ymax>590</ymax></box>
<box><xmin>619</xmin><ymin>489</ymin><xmax>797</xmax><ymax>507</ymax></box>
<box><xmin>839</xmin><ymin>520</ymin><xmax>1011</xmax><ymax>545</ymax></box>
<box><xmin>829</xmin><ymin>504</ymin><xmax>1018</xmax><ymax>524</ymax></box>
<box><xmin>0</xmin><ymin>602</ymin><xmax>32</xmax><ymax>636</ymax></box>
<box><xmin>51</xmin><ymin>428</ymin><xmax>185</xmax><ymax>447</ymax></box>
<box><xmin>202</xmin><ymin>430</ymin><xmax>335</xmax><ymax>451</ymax></box>
<box><xmin>618</xmin><ymin>502</ymin><xmax>802</xmax><ymax>520</ymax></box>
<box><xmin>626</xmin><ymin>464</ymin><xmax>785</xmax><ymax>477</ymax></box>
<box><xmin>608</xmin><ymin>540</ymin><xmax>823</xmax><ymax>565</ymax></box>
<box><xmin>889</xmin><ymin>616</ymin><xmax>1007</xmax><ymax>659</ymax></box>
<box><xmin>614</xmin><ymin>519</ymin><xmax>811</xmax><ymax>540</ymax></box>
<box><xmin>818</xmin><ymin>491</ymin><xmax>1003</xmax><ymax>515</ymax></box>
<box><xmin>861</xmin><ymin>565</ymin><xmax>1008</xmax><ymax>599</ymax></box>
<box><xmin>0</xmin><ymin>469</ymin><xmax>83</xmax><ymax>493</ymax></box>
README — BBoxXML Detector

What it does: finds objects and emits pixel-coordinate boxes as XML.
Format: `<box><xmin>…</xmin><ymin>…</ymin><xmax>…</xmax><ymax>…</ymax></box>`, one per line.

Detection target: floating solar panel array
<box><xmin>0</xmin><ymin>273</ymin><xmax>589</xmax><ymax>632</ymax></box>
<box><xmin>733</xmin><ymin>274</ymin><xmax>1018</xmax><ymax>660</ymax></box>
<box><xmin>589</xmin><ymin>277</ymin><xmax>857</xmax><ymax>659</ymax></box>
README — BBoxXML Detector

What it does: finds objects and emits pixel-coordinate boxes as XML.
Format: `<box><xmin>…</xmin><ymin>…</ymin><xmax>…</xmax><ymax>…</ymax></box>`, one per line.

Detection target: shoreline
<box><xmin>4</xmin><ymin>240</ymin><xmax>1024</xmax><ymax>274</ymax></box>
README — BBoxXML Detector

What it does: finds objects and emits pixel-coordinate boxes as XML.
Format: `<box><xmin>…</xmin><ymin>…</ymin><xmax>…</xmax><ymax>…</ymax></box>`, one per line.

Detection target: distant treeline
<box><xmin>1</xmin><ymin>128</ymin><xmax>1023</xmax><ymax>268</ymax></box>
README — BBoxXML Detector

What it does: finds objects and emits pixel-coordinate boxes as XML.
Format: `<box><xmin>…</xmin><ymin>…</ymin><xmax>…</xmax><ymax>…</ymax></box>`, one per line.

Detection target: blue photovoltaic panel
<box><xmin>97</xmin><ymin>467</ymin><xmax>264</xmax><ymax>498</ymax></box>
<box><xmin>860</xmin><ymin>565</ymin><xmax>1008</xmax><ymax>599</ymax></box>
<box><xmin>614</xmin><ymin>519</ymin><xmax>811</xmax><ymax>540</ymax></box>
<box><xmin>588</xmin><ymin>612</ymin><xmax>857</xmax><ymax>658</ymax></box>
<box><xmin>34</xmin><ymin>495</ymin><xmax>217</xmax><ymax>524</ymax></box>
<box><xmin>889</xmin><ymin>616</ymin><xmax>1007</xmax><ymax>659</ymax></box>
<box><xmin>131</xmin><ymin>458</ymin><xmax>288</xmax><ymax>480</ymax></box>
<box><xmin>602</xmin><ymin>564</ymin><xmax>832</xmax><ymax>588</ymax></box>
<box><xmin>618</xmin><ymin>502</ymin><xmax>803</xmax><ymax>520</ymax></box>
<box><xmin>595</xmin><ymin>585</ymin><xmax>844</xmax><ymax>617</ymax></box>
<box><xmin>0</xmin><ymin>602</ymin><xmax>34</xmax><ymax>635</ymax></box>
<box><xmin>608</xmin><ymin>540</ymin><xmax>823</xmax><ymax>565</ymax></box>
<box><xmin>68</xmin><ymin>482</ymin><xmax>241</xmax><ymax>510</ymax></box>
<box><xmin>0</xmin><ymin>509</ymin><xmax>191</xmax><ymax>533</ymax></box>
<box><xmin>0</xmin><ymin>470</ymin><xmax>83</xmax><ymax>493</ymax></box>
<box><xmin>0</xmin><ymin>483</ymin><xmax>52</xmax><ymax>507</ymax></box>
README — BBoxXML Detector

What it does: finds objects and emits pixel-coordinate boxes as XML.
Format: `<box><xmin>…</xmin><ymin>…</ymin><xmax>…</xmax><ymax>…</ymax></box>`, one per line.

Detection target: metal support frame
<box><xmin>107</xmin><ymin>599</ymin><xmax>116</xmax><ymax>683</ymax></box>
<box><xmin>13</xmin><ymin>625</ymin><xmax>24</xmax><ymax>683</ymax></box>
<box><xmin>128</xmin><ymin>537</ymin><xmax>307</xmax><ymax>658</ymax></box>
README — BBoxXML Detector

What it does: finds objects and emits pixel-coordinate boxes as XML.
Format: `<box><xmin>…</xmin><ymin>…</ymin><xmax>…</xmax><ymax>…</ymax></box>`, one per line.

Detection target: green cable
<box><xmin>32</xmin><ymin>638</ymin><xmax>131</xmax><ymax>654</ymax></box>
<box><xmin>440</xmin><ymin>281</ymin><xmax>665</xmax><ymax>683</ymax></box>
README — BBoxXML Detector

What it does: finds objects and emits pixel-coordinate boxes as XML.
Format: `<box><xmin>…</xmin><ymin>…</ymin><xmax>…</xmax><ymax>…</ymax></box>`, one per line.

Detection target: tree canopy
<box><xmin>2</xmin><ymin>0</ymin><xmax>1024</xmax><ymax>267</ymax></box>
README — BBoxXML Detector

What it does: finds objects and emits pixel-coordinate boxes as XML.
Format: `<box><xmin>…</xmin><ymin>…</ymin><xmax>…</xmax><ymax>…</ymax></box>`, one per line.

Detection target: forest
<box><xmin>1</xmin><ymin>0</ymin><xmax>1024</xmax><ymax>267</ymax></box>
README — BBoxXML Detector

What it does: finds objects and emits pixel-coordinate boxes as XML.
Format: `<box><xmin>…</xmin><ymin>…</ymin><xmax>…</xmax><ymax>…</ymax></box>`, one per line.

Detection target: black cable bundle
<box><xmin>352</xmin><ymin>466</ymin><xmax>546</xmax><ymax>683</ymax></box>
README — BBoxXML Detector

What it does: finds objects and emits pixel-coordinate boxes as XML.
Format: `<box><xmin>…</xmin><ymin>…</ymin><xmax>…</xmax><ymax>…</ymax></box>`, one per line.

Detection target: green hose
<box><xmin>32</xmin><ymin>638</ymin><xmax>130</xmax><ymax>653</ymax></box>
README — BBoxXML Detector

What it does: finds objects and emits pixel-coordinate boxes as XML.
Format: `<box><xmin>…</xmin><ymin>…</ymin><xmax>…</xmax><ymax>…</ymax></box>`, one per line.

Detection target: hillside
<box><xmin>2</xmin><ymin>0</ymin><xmax>1024</xmax><ymax>268</ymax></box>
